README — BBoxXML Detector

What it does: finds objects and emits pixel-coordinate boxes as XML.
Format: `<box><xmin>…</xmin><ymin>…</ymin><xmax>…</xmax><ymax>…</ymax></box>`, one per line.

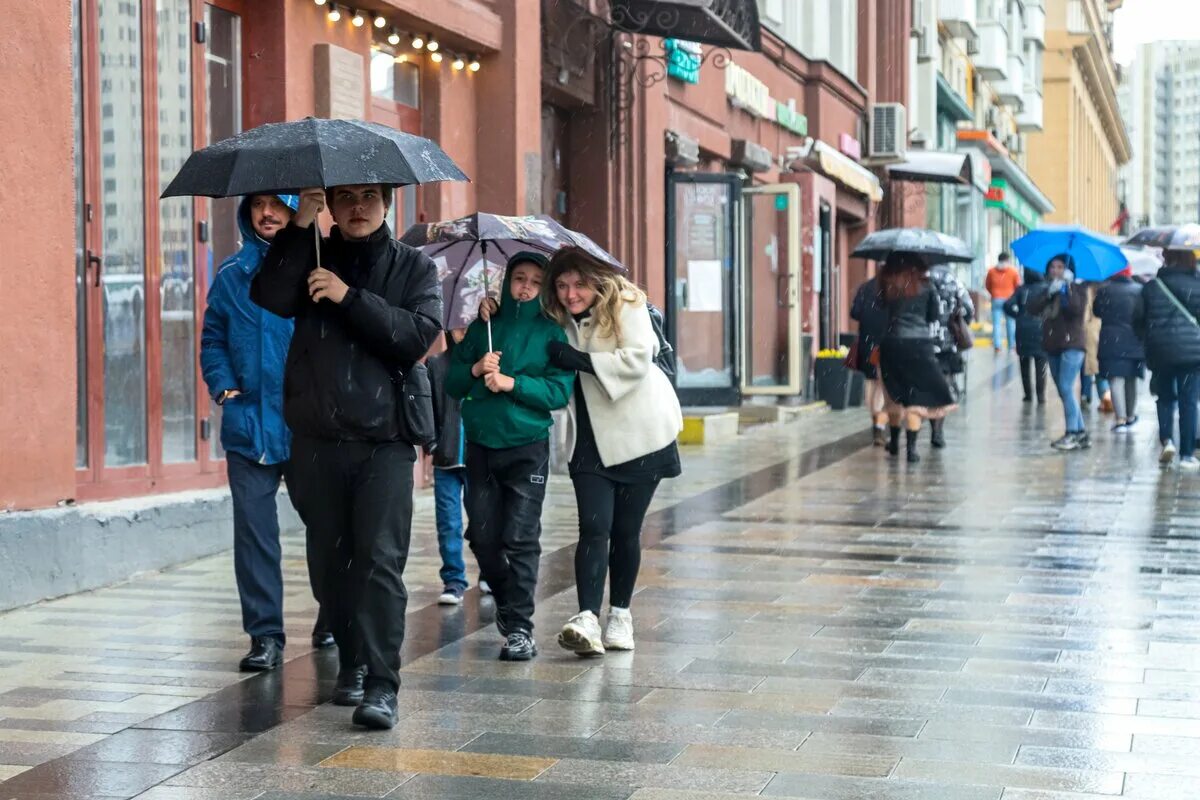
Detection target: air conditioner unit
<box><xmin>870</xmin><ymin>103</ymin><xmax>907</xmax><ymax>160</ymax></box>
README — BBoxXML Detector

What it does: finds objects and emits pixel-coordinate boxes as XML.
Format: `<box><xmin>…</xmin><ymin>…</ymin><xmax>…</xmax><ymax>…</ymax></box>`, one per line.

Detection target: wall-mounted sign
<box><xmin>665</xmin><ymin>39</ymin><xmax>702</xmax><ymax>84</ymax></box>
<box><xmin>838</xmin><ymin>133</ymin><xmax>862</xmax><ymax>161</ymax></box>
<box><xmin>985</xmin><ymin>177</ymin><xmax>1040</xmax><ymax>230</ymax></box>
<box><xmin>725</xmin><ymin>61</ymin><xmax>808</xmax><ymax>137</ymax></box>
<box><xmin>314</xmin><ymin>44</ymin><xmax>365</xmax><ymax>120</ymax></box>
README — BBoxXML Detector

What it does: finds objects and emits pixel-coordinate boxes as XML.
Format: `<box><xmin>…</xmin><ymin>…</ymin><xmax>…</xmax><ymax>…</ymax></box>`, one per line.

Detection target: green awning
<box><xmin>937</xmin><ymin>74</ymin><xmax>973</xmax><ymax>123</ymax></box>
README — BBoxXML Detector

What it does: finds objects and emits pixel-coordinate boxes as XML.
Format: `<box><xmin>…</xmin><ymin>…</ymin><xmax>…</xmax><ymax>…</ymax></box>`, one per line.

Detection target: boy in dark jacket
<box><xmin>1004</xmin><ymin>268</ymin><xmax>1049</xmax><ymax>404</ymax></box>
<box><xmin>446</xmin><ymin>252</ymin><xmax>574</xmax><ymax>661</ymax></box>
<box><xmin>1029</xmin><ymin>256</ymin><xmax>1090</xmax><ymax>451</ymax></box>
<box><xmin>427</xmin><ymin>329</ymin><xmax>471</xmax><ymax>605</ymax></box>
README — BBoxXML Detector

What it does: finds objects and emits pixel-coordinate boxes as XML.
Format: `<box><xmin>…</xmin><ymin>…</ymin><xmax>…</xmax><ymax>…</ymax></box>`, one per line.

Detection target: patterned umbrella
<box><xmin>851</xmin><ymin>228</ymin><xmax>974</xmax><ymax>265</ymax></box>
<box><xmin>400</xmin><ymin>213</ymin><xmax>623</xmax><ymax>332</ymax></box>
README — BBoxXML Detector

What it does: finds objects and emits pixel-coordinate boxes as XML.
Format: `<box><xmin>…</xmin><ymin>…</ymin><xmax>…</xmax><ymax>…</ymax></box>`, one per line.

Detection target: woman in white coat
<box><xmin>541</xmin><ymin>247</ymin><xmax>683</xmax><ymax>656</ymax></box>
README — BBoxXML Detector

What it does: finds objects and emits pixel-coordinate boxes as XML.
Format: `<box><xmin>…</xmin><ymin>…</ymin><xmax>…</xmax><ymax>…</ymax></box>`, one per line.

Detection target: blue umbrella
<box><xmin>1012</xmin><ymin>225</ymin><xmax>1127</xmax><ymax>281</ymax></box>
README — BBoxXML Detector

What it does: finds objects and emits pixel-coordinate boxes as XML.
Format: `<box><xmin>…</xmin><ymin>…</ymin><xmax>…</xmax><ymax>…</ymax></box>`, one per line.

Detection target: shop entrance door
<box><xmin>740</xmin><ymin>184</ymin><xmax>802</xmax><ymax>395</ymax></box>
<box><xmin>666</xmin><ymin>173</ymin><xmax>740</xmax><ymax>407</ymax></box>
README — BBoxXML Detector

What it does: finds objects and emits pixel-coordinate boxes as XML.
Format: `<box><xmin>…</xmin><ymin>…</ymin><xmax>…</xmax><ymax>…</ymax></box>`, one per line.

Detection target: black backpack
<box><xmin>646</xmin><ymin>302</ymin><xmax>676</xmax><ymax>380</ymax></box>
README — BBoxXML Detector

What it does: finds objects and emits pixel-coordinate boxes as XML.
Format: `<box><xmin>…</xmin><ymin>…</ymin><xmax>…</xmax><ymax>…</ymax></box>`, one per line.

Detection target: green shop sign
<box><xmin>665</xmin><ymin>39</ymin><xmax>701</xmax><ymax>84</ymax></box>
<box><xmin>985</xmin><ymin>177</ymin><xmax>1040</xmax><ymax>231</ymax></box>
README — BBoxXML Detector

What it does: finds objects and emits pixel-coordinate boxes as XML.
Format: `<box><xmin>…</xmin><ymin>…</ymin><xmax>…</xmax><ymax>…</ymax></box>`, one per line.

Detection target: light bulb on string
<box><xmin>387</xmin><ymin>27</ymin><xmax>400</xmax><ymax>45</ymax></box>
<box><xmin>411</xmin><ymin>34</ymin><xmax>424</xmax><ymax>49</ymax></box>
<box><xmin>314</xmin><ymin>0</ymin><xmax>327</xmax><ymax>6</ymax></box>
<box><xmin>351</xmin><ymin>8</ymin><xmax>365</xmax><ymax>26</ymax></box>
<box><xmin>327</xmin><ymin>3</ymin><xmax>341</xmax><ymax>21</ymax></box>
<box><xmin>373</xmin><ymin>13</ymin><xmax>386</xmax><ymax>28</ymax></box>
<box><xmin>426</xmin><ymin>38</ymin><xmax>439</xmax><ymax>52</ymax></box>
<box><xmin>430</xmin><ymin>51</ymin><xmax>443</xmax><ymax>63</ymax></box>
<box><xmin>469</xmin><ymin>56</ymin><xmax>480</xmax><ymax>72</ymax></box>
<box><xmin>452</xmin><ymin>56</ymin><xmax>464</xmax><ymax>71</ymax></box>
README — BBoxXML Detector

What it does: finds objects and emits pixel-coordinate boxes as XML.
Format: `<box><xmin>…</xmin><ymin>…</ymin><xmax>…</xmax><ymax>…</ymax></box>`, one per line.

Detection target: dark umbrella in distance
<box><xmin>851</xmin><ymin>228</ymin><xmax>974</xmax><ymax>265</ymax></box>
<box><xmin>1126</xmin><ymin>224</ymin><xmax>1200</xmax><ymax>251</ymax></box>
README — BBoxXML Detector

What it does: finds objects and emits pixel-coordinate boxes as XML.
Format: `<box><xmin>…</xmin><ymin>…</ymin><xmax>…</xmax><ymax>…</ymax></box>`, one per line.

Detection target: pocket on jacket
<box><xmin>220</xmin><ymin>396</ymin><xmax>258</xmax><ymax>456</ymax></box>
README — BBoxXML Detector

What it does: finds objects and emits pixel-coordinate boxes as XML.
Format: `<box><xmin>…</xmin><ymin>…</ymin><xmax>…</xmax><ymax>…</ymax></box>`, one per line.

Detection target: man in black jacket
<box><xmin>251</xmin><ymin>184</ymin><xmax>442</xmax><ymax>729</ymax></box>
<box><xmin>1133</xmin><ymin>249</ymin><xmax>1200</xmax><ymax>468</ymax></box>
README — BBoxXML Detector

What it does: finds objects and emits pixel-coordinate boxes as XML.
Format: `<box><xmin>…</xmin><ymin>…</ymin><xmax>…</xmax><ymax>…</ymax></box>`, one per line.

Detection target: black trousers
<box><xmin>286</xmin><ymin>436</ymin><xmax>415</xmax><ymax>690</ymax></box>
<box><xmin>572</xmin><ymin>474</ymin><xmax>659</xmax><ymax>616</ymax></box>
<box><xmin>1021</xmin><ymin>355</ymin><xmax>1048</xmax><ymax>401</ymax></box>
<box><xmin>465</xmin><ymin>440</ymin><xmax>550</xmax><ymax>635</ymax></box>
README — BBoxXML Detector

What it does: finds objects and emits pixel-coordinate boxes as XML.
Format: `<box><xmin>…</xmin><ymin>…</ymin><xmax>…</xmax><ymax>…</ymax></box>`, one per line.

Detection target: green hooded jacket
<box><xmin>445</xmin><ymin>254</ymin><xmax>574</xmax><ymax>449</ymax></box>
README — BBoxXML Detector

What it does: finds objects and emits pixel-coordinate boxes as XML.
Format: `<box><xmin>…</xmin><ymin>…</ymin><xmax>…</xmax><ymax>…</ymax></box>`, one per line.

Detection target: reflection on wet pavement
<box><xmin>4</xmin><ymin>356</ymin><xmax>1200</xmax><ymax>798</ymax></box>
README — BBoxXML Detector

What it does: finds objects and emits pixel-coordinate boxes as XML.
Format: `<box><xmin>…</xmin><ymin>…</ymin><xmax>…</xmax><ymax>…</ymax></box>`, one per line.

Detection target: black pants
<box><xmin>465</xmin><ymin>440</ymin><xmax>549</xmax><ymax>635</ymax></box>
<box><xmin>1021</xmin><ymin>355</ymin><xmax>1048</xmax><ymax>401</ymax></box>
<box><xmin>286</xmin><ymin>436</ymin><xmax>415</xmax><ymax>690</ymax></box>
<box><xmin>226</xmin><ymin>452</ymin><xmax>286</xmax><ymax>646</ymax></box>
<box><xmin>572</xmin><ymin>474</ymin><xmax>659</xmax><ymax>616</ymax></box>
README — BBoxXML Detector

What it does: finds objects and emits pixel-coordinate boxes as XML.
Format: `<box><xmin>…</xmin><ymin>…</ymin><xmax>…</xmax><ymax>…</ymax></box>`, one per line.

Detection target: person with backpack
<box><xmin>929</xmin><ymin>265</ymin><xmax>975</xmax><ymax>448</ymax></box>
<box><xmin>1093</xmin><ymin>266</ymin><xmax>1145</xmax><ymax>432</ymax></box>
<box><xmin>540</xmin><ymin>247</ymin><xmax>683</xmax><ymax>656</ymax></box>
<box><xmin>426</xmin><ymin>328</ymin><xmax>472</xmax><ymax>605</ymax></box>
<box><xmin>1005</xmin><ymin>268</ymin><xmax>1049</xmax><ymax>404</ymax></box>
<box><xmin>1133</xmin><ymin>249</ymin><xmax>1200</xmax><ymax>467</ymax></box>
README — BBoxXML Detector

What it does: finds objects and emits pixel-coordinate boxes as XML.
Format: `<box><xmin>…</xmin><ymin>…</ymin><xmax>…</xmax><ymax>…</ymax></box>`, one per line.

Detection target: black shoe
<box><xmin>239</xmin><ymin>636</ymin><xmax>283</xmax><ymax>672</ymax></box>
<box><xmin>352</xmin><ymin>680</ymin><xmax>399</xmax><ymax>730</ymax></box>
<box><xmin>906</xmin><ymin>429</ymin><xmax>921</xmax><ymax>462</ymax></box>
<box><xmin>311</xmin><ymin>631</ymin><xmax>336</xmax><ymax>650</ymax></box>
<box><xmin>1022</xmin><ymin>394</ymin><xmax>1032</xmax><ymax>403</ymax></box>
<box><xmin>1074</xmin><ymin>431</ymin><xmax>1092</xmax><ymax>450</ymax></box>
<box><xmin>885</xmin><ymin>426</ymin><xmax>901</xmax><ymax>456</ymax></box>
<box><xmin>333</xmin><ymin>665</ymin><xmax>367</xmax><ymax>707</ymax></box>
<box><xmin>500</xmin><ymin>631</ymin><xmax>538</xmax><ymax>661</ymax></box>
<box><xmin>930</xmin><ymin>421</ymin><xmax>946</xmax><ymax>449</ymax></box>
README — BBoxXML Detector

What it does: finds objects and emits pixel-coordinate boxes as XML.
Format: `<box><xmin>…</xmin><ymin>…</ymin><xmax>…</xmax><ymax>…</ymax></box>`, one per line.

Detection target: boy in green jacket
<box><xmin>446</xmin><ymin>252</ymin><xmax>574</xmax><ymax>660</ymax></box>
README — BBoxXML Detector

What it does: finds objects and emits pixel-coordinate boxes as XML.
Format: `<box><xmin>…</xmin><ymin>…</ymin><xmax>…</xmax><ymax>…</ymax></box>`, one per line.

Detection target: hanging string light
<box><xmin>411</xmin><ymin>33</ymin><xmax>425</xmax><ymax>49</ymax></box>
<box><xmin>426</xmin><ymin>37</ymin><xmax>439</xmax><ymax>53</ymax></box>
<box><xmin>327</xmin><ymin>2</ymin><xmax>341</xmax><ymax>21</ymax></box>
<box><xmin>351</xmin><ymin>8</ymin><xmax>365</xmax><ymax>26</ymax></box>
<box><xmin>430</xmin><ymin>51</ymin><xmax>443</xmax><ymax>63</ymax></box>
<box><xmin>373</xmin><ymin>13</ymin><xmax>386</xmax><ymax>28</ymax></box>
<box><xmin>468</xmin><ymin>55</ymin><xmax>481</xmax><ymax>73</ymax></box>
<box><xmin>387</xmin><ymin>27</ymin><xmax>400</xmax><ymax>45</ymax></box>
<box><xmin>314</xmin><ymin>0</ymin><xmax>327</xmax><ymax>5</ymax></box>
<box><xmin>452</xmin><ymin>56</ymin><xmax>465</xmax><ymax>71</ymax></box>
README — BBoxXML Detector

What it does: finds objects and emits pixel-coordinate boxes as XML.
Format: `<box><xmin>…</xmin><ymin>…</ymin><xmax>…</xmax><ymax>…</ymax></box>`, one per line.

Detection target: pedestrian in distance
<box><xmin>1004</xmin><ymin>268</ymin><xmax>1050</xmax><ymax>404</ymax></box>
<box><xmin>929</xmin><ymin>264</ymin><xmax>975</xmax><ymax>448</ymax></box>
<box><xmin>252</xmin><ymin>183</ymin><xmax>443</xmax><ymax>730</ymax></box>
<box><xmin>1028</xmin><ymin>256</ymin><xmax>1090</xmax><ymax>451</ymax></box>
<box><xmin>200</xmin><ymin>192</ymin><xmax>333</xmax><ymax>673</ymax></box>
<box><xmin>426</xmin><ymin>329</ymin><xmax>472</xmax><ymax>606</ymax></box>
<box><xmin>1093</xmin><ymin>266</ymin><xmax>1145</xmax><ymax>432</ymax></box>
<box><xmin>531</xmin><ymin>247</ymin><xmax>684</xmax><ymax>658</ymax></box>
<box><xmin>850</xmin><ymin>275</ymin><xmax>889</xmax><ymax>446</ymax></box>
<box><xmin>1132</xmin><ymin>248</ymin><xmax>1200</xmax><ymax>468</ymax></box>
<box><xmin>876</xmin><ymin>253</ymin><xmax>958</xmax><ymax>464</ymax></box>
<box><xmin>986</xmin><ymin>251</ymin><xmax>1020</xmax><ymax>353</ymax></box>
<box><xmin>446</xmin><ymin>252</ymin><xmax>574</xmax><ymax>662</ymax></box>
<box><xmin>1081</xmin><ymin>284</ymin><xmax>1114</xmax><ymax>412</ymax></box>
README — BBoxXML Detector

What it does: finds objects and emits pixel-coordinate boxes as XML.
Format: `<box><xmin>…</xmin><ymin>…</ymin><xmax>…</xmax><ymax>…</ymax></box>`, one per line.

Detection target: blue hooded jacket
<box><xmin>200</xmin><ymin>194</ymin><xmax>299</xmax><ymax>464</ymax></box>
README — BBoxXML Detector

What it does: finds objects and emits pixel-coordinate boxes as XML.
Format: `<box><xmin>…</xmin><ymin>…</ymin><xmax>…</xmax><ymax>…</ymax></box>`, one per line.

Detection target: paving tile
<box><xmin>163</xmin><ymin>761</ymin><xmax>408</xmax><ymax>795</ymax></box>
<box><xmin>761</xmin><ymin>773</ymin><xmax>1002</xmax><ymax>799</ymax></box>
<box><xmin>1016</xmin><ymin>744</ymin><xmax>1200</xmax><ymax>777</ymax></box>
<box><xmin>459</xmin><ymin>732</ymin><xmax>685</xmax><ymax>764</ymax></box>
<box><xmin>673</xmin><ymin>744</ymin><xmax>897</xmax><ymax>777</ymax></box>
<box><xmin>535</xmin><ymin>758</ymin><xmax>773</xmax><ymax>794</ymax></box>
<box><xmin>384</xmin><ymin>774</ymin><xmax>633</xmax><ymax>799</ymax></box>
<box><xmin>318</xmin><ymin>746</ymin><xmax>556</xmax><ymax>780</ymax></box>
<box><xmin>891</xmin><ymin>758</ymin><xmax>1125</xmax><ymax>794</ymax></box>
<box><xmin>799</xmin><ymin>731</ymin><xmax>1019</xmax><ymax>764</ymax></box>
<box><xmin>0</xmin><ymin>759</ymin><xmax>185</xmax><ymax>798</ymax></box>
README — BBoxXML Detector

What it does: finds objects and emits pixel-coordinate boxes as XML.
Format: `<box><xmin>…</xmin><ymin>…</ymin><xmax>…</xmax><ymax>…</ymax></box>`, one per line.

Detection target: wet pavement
<box><xmin>5</xmin><ymin>356</ymin><xmax>1200</xmax><ymax>798</ymax></box>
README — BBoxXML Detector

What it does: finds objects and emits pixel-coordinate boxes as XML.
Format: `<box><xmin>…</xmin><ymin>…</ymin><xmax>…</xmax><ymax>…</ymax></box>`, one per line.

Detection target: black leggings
<box><xmin>573</xmin><ymin>474</ymin><xmax>660</xmax><ymax>616</ymax></box>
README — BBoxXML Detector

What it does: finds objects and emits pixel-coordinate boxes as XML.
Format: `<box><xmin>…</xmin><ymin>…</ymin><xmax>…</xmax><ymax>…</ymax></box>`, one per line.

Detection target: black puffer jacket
<box><xmin>1093</xmin><ymin>276</ymin><xmax>1145</xmax><ymax>363</ymax></box>
<box><xmin>1004</xmin><ymin>268</ymin><xmax>1047</xmax><ymax>358</ymax></box>
<box><xmin>1029</xmin><ymin>280</ymin><xmax>1087</xmax><ymax>354</ymax></box>
<box><xmin>252</xmin><ymin>222</ymin><xmax>443</xmax><ymax>444</ymax></box>
<box><xmin>1133</xmin><ymin>267</ymin><xmax>1200</xmax><ymax>372</ymax></box>
<box><xmin>884</xmin><ymin>284</ymin><xmax>939</xmax><ymax>340</ymax></box>
<box><xmin>850</xmin><ymin>277</ymin><xmax>886</xmax><ymax>373</ymax></box>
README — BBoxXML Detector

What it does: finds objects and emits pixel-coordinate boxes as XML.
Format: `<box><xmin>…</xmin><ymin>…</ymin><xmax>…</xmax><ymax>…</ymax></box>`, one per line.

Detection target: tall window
<box><xmin>73</xmin><ymin>0</ymin><xmax>88</xmax><ymax>468</ymax></box>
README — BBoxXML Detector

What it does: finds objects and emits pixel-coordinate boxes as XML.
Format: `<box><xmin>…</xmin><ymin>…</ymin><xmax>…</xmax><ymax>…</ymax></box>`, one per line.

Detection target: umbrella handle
<box><xmin>314</xmin><ymin>221</ymin><xmax>320</xmax><ymax>269</ymax></box>
<box><xmin>487</xmin><ymin>319</ymin><xmax>493</xmax><ymax>353</ymax></box>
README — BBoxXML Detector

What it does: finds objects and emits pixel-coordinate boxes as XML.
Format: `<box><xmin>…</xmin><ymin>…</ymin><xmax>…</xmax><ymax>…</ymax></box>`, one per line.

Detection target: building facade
<box><xmin>2</xmin><ymin>0</ymin><xmax>918</xmax><ymax>513</ymax></box>
<box><xmin>1025</xmin><ymin>0</ymin><xmax>1131</xmax><ymax>231</ymax></box>
<box><xmin>1120</xmin><ymin>40</ymin><xmax>1200</xmax><ymax>228</ymax></box>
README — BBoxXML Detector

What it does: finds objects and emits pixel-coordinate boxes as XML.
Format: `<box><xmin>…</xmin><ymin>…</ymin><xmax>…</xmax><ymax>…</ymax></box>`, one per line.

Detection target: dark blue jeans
<box><xmin>1155</xmin><ymin>369</ymin><xmax>1200</xmax><ymax>457</ymax></box>
<box><xmin>433</xmin><ymin>467</ymin><xmax>469</xmax><ymax>590</ymax></box>
<box><xmin>226</xmin><ymin>452</ymin><xmax>286</xmax><ymax>646</ymax></box>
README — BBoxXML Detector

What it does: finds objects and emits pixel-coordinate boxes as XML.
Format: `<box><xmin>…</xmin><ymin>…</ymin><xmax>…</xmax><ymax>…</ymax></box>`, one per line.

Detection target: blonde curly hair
<box><xmin>541</xmin><ymin>247</ymin><xmax>644</xmax><ymax>345</ymax></box>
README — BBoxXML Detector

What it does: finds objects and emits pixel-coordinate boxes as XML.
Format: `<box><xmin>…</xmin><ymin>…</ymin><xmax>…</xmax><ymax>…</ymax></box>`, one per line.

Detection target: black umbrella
<box><xmin>1126</xmin><ymin>224</ymin><xmax>1200</xmax><ymax>251</ymax></box>
<box><xmin>160</xmin><ymin>117</ymin><xmax>469</xmax><ymax>198</ymax></box>
<box><xmin>851</xmin><ymin>227</ymin><xmax>974</xmax><ymax>265</ymax></box>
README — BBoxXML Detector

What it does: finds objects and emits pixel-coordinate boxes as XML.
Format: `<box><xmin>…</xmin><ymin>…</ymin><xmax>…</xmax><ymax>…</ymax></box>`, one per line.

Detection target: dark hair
<box><xmin>1165</xmin><ymin>249</ymin><xmax>1198</xmax><ymax>271</ymax></box>
<box><xmin>878</xmin><ymin>253</ymin><xmax>929</xmax><ymax>302</ymax></box>
<box><xmin>998</xmin><ymin>252</ymin><xmax>1011</xmax><ymax>262</ymax></box>
<box><xmin>1046</xmin><ymin>253</ymin><xmax>1071</xmax><ymax>272</ymax></box>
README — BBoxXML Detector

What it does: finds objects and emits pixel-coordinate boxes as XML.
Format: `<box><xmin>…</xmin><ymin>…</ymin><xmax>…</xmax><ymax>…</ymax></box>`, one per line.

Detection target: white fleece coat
<box><xmin>562</xmin><ymin>297</ymin><xmax>684</xmax><ymax>468</ymax></box>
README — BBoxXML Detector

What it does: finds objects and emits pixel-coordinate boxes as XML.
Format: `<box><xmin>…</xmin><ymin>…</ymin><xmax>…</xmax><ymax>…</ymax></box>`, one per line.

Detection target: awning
<box><xmin>936</xmin><ymin>73</ymin><xmax>973</xmax><ymax>122</ymax></box>
<box><xmin>989</xmin><ymin>153</ymin><xmax>1055</xmax><ymax>215</ymax></box>
<box><xmin>813</xmin><ymin>140</ymin><xmax>884</xmax><ymax>202</ymax></box>
<box><xmin>611</xmin><ymin>0</ymin><xmax>762</xmax><ymax>51</ymax></box>
<box><xmin>886</xmin><ymin>151</ymin><xmax>971</xmax><ymax>185</ymax></box>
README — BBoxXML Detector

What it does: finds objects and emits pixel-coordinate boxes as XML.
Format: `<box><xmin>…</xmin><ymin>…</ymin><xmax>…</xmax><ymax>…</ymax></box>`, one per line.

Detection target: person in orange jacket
<box><xmin>987</xmin><ymin>252</ymin><xmax>1021</xmax><ymax>353</ymax></box>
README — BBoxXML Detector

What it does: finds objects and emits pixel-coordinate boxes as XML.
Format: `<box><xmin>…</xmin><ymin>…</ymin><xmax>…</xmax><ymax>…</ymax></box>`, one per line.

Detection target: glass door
<box><xmin>666</xmin><ymin>172</ymin><xmax>741</xmax><ymax>407</ymax></box>
<box><xmin>740</xmin><ymin>185</ymin><xmax>802</xmax><ymax>395</ymax></box>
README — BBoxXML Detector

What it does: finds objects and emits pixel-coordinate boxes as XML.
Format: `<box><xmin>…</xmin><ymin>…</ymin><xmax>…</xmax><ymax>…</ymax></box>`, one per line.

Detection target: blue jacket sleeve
<box><xmin>200</xmin><ymin>271</ymin><xmax>238</xmax><ymax>400</ymax></box>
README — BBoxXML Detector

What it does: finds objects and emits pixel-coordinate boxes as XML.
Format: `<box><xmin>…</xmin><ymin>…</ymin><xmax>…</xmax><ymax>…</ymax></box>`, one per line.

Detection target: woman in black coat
<box><xmin>1093</xmin><ymin>266</ymin><xmax>1145</xmax><ymax>431</ymax></box>
<box><xmin>850</xmin><ymin>276</ymin><xmax>889</xmax><ymax>445</ymax></box>
<box><xmin>877</xmin><ymin>253</ymin><xmax>957</xmax><ymax>463</ymax></box>
<box><xmin>1004</xmin><ymin>268</ymin><xmax>1048</xmax><ymax>404</ymax></box>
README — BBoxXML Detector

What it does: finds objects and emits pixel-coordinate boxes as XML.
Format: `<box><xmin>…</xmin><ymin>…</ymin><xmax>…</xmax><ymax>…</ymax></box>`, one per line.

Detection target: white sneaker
<box><xmin>1161</xmin><ymin>441</ymin><xmax>1178</xmax><ymax>465</ymax></box>
<box><xmin>479</xmin><ymin>580</ymin><xmax>492</xmax><ymax>596</ymax></box>
<box><xmin>557</xmin><ymin>611</ymin><xmax>605</xmax><ymax>657</ymax></box>
<box><xmin>1181</xmin><ymin>456</ymin><xmax>1200</xmax><ymax>471</ymax></box>
<box><xmin>603</xmin><ymin>607</ymin><xmax>635</xmax><ymax>651</ymax></box>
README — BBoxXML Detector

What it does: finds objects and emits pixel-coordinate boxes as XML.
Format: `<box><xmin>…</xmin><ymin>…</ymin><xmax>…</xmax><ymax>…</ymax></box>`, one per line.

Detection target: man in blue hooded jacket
<box><xmin>202</xmin><ymin>193</ymin><xmax>323</xmax><ymax>672</ymax></box>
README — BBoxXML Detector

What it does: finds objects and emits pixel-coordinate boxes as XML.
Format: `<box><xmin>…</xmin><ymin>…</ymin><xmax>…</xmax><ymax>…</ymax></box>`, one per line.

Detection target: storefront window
<box><xmin>99</xmin><ymin>0</ymin><xmax>148</xmax><ymax>467</ymax></box>
<box><xmin>158</xmin><ymin>0</ymin><xmax>195</xmax><ymax>463</ymax></box>
<box><xmin>371</xmin><ymin>50</ymin><xmax>420</xmax><ymax>108</ymax></box>
<box><xmin>73</xmin><ymin>0</ymin><xmax>88</xmax><ymax>469</ymax></box>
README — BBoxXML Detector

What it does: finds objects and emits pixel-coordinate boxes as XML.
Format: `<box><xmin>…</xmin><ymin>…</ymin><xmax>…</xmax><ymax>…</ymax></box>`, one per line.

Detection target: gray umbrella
<box><xmin>851</xmin><ymin>227</ymin><xmax>974</xmax><ymax>265</ymax></box>
<box><xmin>160</xmin><ymin>117</ymin><xmax>469</xmax><ymax>198</ymax></box>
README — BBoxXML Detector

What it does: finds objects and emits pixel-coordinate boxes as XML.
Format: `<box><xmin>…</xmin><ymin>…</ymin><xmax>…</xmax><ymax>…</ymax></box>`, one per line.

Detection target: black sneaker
<box><xmin>239</xmin><ymin>636</ymin><xmax>283</xmax><ymax>672</ymax></box>
<box><xmin>500</xmin><ymin>631</ymin><xmax>538</xmax><ymax>661</ymax></box>
<box><xmin>333</xmin><ymin>665</ymin><xmax>367</xmax><ymax>707</ymax></box>
<box><xmin>1074</xmin><ymin>431</ymin><xmax>1091</xmax><ymax>449</ymax></box>
<box><xmin>1051</xmin><ymin>434</ymin><xmax>1080</xmax><ymax>451</ymax></box>
<box><xmin>352</xmin><ymin>680</ymin><xmax>399</xmax><ymax>730</ymax></box>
